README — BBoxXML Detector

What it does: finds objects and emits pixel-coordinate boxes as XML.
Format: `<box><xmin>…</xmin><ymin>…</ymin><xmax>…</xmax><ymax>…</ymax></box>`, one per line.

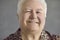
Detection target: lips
<box><xmin>27</xmin><ymin>21</ymin><xmax>39</xmax><ymax>24</ymax></box>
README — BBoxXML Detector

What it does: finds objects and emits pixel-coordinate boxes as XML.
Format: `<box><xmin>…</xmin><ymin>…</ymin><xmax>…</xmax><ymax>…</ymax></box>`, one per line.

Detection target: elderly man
<box><xmin>4</xmin><ymin>0</ymin><xmax>60</xmax><ymax>40</ymax></box>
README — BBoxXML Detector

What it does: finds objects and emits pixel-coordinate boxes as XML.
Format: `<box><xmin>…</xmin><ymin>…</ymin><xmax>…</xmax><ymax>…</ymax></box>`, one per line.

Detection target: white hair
<box><xmin>17</xmin><ymin>0</ymin><xmax>47</xmax><ymax>15</ymax></box>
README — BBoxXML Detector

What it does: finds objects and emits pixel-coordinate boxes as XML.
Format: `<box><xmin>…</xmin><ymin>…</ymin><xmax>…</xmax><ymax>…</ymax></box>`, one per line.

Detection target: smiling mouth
<box><xmin>27</xmin><ymin>21</ymin><xmax>40</xmax><ymax>24</ymax></box>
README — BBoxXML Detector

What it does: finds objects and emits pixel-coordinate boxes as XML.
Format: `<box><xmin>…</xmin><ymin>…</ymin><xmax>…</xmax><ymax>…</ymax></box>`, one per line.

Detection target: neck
<box><xmin>21</xmin><ymin>30</ymin><xmax>42</xmax><ymax>40</ymax></box>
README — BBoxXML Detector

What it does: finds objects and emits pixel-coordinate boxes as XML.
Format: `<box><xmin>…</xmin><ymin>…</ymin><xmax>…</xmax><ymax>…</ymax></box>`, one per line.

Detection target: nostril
<box><xmin>29</xmin><ymin>15</ymin><xmax>37</xmax><ymax>20</ymax></box>
<box><xmin>29</xmin><ymin>15</ymin><xmax>34</xmax><ymax>19</ymax></box>
<box><xmin>29</xmin><ymin>16</ymin><xmax>36</xmax><ymax>19</ymax></box>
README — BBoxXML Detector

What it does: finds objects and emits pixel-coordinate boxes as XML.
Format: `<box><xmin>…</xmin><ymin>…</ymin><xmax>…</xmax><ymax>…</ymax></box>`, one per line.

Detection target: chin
<box><xmin>29</xmin><ymin>29</ymin><xmax>40</xmax><ymax>34</ymax></box>
<box><xmin>27</xmin><ymin>27</ymin><xmax>40</xmax><ymax>33</ymax></box>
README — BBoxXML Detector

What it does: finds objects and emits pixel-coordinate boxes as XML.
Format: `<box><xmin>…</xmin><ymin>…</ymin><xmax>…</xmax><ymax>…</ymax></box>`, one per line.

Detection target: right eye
<box><xmin>24</xmin><ymin>9</ymin><xmax>31</xmax><ymax>13</ymax></box>
<box><xmin>26</xmin><ymin>10</ymin><xmax>31</xmax><ymax>12</ymax></box>
<box><xmin>26</xmin><ymin>10</ymin><xmax>31</xmax><ymax>13</ymax></box>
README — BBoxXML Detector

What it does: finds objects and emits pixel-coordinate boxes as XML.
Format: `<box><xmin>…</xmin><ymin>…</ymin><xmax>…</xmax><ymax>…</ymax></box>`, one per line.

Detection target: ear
<box><xmin>16</xmin><ymin>13</ymin><xmax>19</xmax><ymax>19</ymax></box>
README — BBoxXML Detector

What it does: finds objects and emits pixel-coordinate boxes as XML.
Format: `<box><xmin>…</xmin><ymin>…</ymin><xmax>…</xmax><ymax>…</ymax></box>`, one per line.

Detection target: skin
<box><xmin>17</xmin><ymin>0</ymin><xmax>46</xmax><ymax>40</ymax></box>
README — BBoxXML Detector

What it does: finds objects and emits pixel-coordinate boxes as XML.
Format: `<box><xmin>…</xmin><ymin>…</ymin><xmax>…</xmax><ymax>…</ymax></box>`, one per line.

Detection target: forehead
<box><xmin>21</xmin><ymin>0</ymin><xmax>44</xmax><ymax>10</ymax></box>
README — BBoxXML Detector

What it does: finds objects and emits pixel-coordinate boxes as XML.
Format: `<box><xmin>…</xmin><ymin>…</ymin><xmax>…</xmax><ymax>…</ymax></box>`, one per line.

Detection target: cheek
<box><xmin>23</xmin><ymin>13</ymin><xmax>30</xmax><ymax>21</ymax></box>
<box><xmin>22</xmin><ymin>13</ymin><xmax>30</xmax><ymax>26</ymax></box>
<box><xmin>38</xmin><ymin>14</ymin><xmax>45</xmax><ymax>22</ymax></box>
<box><xmin>20</xmin><ymin>13</ymin><xmax>30</xmax><ymax>27</ymax></box>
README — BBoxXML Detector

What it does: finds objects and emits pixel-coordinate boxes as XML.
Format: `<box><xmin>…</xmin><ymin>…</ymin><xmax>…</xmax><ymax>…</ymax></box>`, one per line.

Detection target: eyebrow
<box><xmin>36</xmin><ymin>9</ymin><xmax>42</xmax><ymax>11</ymax></box>
<box><xmin>24</xmin><ymin>7</ymin><xmax>31</xmax><ymax>9</ymax></box>
<box><xmin>25</xmin><ymin>9</ymin><xmax>42</xmax><ymax>11</ymax></box>
<box><xmin>24</xmin><ymin>7</ymin><xmax>43</xmax><ymax>11</ymax></box>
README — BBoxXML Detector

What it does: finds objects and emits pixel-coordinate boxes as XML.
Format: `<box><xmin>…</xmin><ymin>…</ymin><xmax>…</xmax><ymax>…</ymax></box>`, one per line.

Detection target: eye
<box><xmin>36</xmin><ymin>11</ymin><xmax>41</xmax><ymax>14</ymax></box>
<box><xmin>25</xmin><ymin>10</ymin><xmax>31</xmax><ymax>13</ymax></box>
<box><xmin>26</xmin><ymin>10</ymin><xmax>31</xmax><ymax>12</ymax></box>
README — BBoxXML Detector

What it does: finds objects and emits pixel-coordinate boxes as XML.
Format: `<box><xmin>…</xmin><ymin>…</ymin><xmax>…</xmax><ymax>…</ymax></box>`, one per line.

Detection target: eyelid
<box><xmin>36</xmin><ymin>11</ymin><xmax>41</xmax><ymax>14</ymax></box>
<box><xmin>37</xmin><ymin>11</ymin><xmax>41</xmax><ymax>12</ymax></box>
<box><xmin>26</xmin><ymin>9</ymin><xmax>31</xmax><ymax>11</ymax></box>
<box><xmin>24</xmin><ymin>9</ymin><xmax>31</xmax><ymax>13</ymax></box>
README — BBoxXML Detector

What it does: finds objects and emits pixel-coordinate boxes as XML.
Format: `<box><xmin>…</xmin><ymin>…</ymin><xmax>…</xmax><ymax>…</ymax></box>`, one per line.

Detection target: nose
<box><xmin>29</xmin><ymin>11</ymin><xmax>37</xmax><ymax>19</ymax></box>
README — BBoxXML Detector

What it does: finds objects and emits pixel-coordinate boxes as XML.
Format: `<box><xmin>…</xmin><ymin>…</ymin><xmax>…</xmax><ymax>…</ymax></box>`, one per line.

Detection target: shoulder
<box><xmin>44</xmin><ymin>30</ymin><xmax>60</xmax><ymax>40</ymax></box>
<box><xmin>52</xmin><ymin>34</ymin><xmax>60</xmax><ymax>40</ymax></box>
<box><xmin>40</xmin><ymin>30</ymin><xmax>53</xmax><ymax>40</ymax></box>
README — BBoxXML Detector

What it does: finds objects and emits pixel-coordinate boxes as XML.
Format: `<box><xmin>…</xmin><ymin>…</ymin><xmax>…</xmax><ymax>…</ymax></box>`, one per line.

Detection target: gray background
<box><xmin>0</xmin><ymin>0</ymin><xmax>60</xmax><ymax>40</ymax></box>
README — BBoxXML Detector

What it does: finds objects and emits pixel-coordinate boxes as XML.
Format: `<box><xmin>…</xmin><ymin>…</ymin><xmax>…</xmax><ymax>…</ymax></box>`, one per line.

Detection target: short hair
<box><xmin>17</xmin><ymin>0</ymin><xmax>47</xmax><ymax>15</ymax></box>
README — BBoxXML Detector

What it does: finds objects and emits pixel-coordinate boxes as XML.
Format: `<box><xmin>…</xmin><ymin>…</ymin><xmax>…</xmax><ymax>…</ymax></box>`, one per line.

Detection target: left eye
<box><xmin>25</xmin><ymin>10</ymin><xmax>31</xmax><ymax>13</ymax></box>
<box><xmin>26</xmin><ymin>11</ymin><xmax>31</xmax><ymax>12</ymax></box>
<box><xmin>36</xmin><ymin>11</ymin><xmax>40</xmax><ymax>14</ymax></box>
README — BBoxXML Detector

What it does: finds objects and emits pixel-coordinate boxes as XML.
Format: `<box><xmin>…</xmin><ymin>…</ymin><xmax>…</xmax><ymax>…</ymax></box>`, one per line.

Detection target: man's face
<box><xmin>19</xmin><ymin>0</ymin><xmax>46</xmax><ymax>33</ymax></box>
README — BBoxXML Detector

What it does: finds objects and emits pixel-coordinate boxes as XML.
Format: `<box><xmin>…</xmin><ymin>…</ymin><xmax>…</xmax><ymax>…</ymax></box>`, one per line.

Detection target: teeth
<box><xmin>28</xmin><ymin>21</ymin><xmax>39</xmax><ymax>24</ymax></box>
<box><xmin>27</xmin><ymin>21</ymin><xmax>31</xmax><ymax>23</ymax></box>
<box><xmin>36</xmin><ymin>22</ymin><xmax>39</xmax><ymax>24</ymax></box>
